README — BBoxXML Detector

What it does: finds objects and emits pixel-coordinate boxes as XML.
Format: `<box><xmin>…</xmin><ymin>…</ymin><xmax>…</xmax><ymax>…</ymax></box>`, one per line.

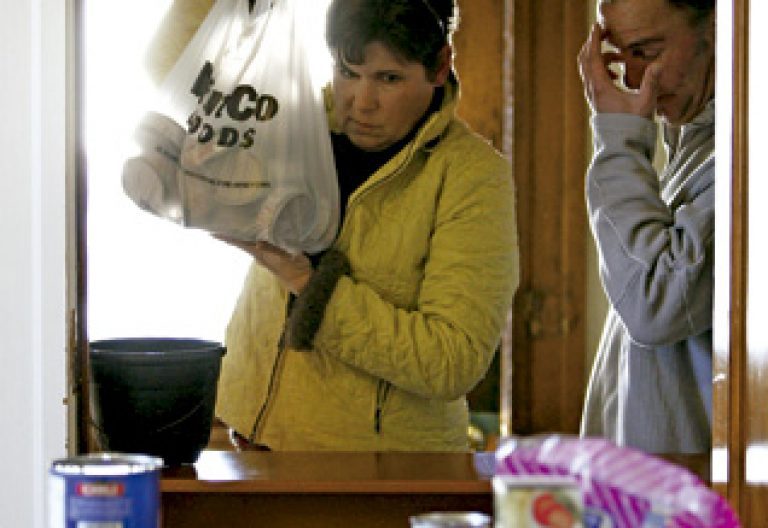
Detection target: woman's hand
<box><xmin>215</xmin><ymin>236</ymin><xmax>312</xmax><ymax>295</ymax></box>
<box><xmin>578</xmin><ymin>23</ymin><xmax>661</xmax><ymax>119</ymax></box>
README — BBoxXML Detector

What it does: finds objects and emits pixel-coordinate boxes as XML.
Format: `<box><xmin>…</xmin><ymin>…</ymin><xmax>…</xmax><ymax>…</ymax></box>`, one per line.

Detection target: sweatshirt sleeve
<box><xmin>587</xmin><ymin>113</ymin><xmax>714</xmax><ymax>346</ymax></box>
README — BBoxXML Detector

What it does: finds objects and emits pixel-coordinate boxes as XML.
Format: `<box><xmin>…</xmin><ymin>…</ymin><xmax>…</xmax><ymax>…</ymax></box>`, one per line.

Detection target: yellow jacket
<box><xmin>215</xmin><ymin>79</ymin><xmax>519</xmax><ymax>450</ymax></box>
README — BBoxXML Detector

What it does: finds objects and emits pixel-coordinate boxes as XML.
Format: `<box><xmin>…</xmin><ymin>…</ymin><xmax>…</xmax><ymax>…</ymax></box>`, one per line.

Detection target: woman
<box><xmin>215</xmin><ymin>0</ymin><xmax>519</xmax><ymax>451</ymax></box>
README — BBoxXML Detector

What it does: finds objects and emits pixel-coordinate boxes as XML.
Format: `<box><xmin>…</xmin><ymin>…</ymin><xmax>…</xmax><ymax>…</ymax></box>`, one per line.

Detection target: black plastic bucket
<box><xmin>89</xmin><ymin>338</ymin><xmax>226</xmax><ymax>465</ymax></box>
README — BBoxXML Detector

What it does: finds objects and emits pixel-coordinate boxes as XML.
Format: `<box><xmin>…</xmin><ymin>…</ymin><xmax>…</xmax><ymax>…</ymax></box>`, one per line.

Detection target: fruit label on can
<box><xmin>493</xmin><ymin>476</ymin><xmax>583</xmax><ymax>528</ymax></box>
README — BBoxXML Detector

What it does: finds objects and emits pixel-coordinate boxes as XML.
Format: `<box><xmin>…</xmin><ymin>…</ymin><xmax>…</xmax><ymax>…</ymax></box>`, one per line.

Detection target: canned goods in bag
<box><xmin>492</xmin><ymin>475</ymin><xmax>583</xmax><ymax>527</ymax></box>
<box><xmin>49</xmin><ymin>453</ymin><xmax>163</xmax><ymax>528</ymax></box>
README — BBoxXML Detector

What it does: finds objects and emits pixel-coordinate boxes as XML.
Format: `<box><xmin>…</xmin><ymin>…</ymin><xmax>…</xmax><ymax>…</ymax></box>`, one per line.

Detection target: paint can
<box><xmin>48</xmin><ymin>452</ymin><xmax>163</xmax><ymax>528</ymax></box>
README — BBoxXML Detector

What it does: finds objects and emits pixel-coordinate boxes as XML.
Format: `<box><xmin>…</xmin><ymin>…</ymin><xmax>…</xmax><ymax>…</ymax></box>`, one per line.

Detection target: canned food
<box><xmin>492</xmin><ymin>475</ymin><xmax>583</xmax><ymax>528</ymax></box>
<box><xmin>49</xmin><ymin>452</ymin><xmax>163</xmax><ymax>528</ymax></box>
<box><xmin>409</xmin><ymin>511</ymin><xmax>492</xmax><ymax>527</ymax></box>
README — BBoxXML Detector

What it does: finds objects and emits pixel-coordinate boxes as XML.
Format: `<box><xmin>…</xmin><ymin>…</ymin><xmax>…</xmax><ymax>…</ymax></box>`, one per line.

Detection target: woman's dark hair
<box><xmin>326</xmin><ymin>0</ymin><xmax>457</xmax><ymax>76</ymax></box>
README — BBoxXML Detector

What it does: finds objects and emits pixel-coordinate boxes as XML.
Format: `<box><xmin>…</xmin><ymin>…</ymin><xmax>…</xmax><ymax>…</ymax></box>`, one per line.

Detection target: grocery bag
<box><xmin>494</xmin><ymin>436</ymin><xmax>740</xmax><ymax>528</ymax></box>
<box><xmin>122</xmin><ymin>0</ymin><xmax>339</xmax><ymax>254</ymax></box>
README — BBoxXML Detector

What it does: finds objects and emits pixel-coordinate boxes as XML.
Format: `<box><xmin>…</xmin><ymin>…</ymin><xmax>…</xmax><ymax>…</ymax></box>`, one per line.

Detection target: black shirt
<box><xmin>308</xmin><ymin>87</ymin><xmax>444</xmax><ymax>266</ymax></box>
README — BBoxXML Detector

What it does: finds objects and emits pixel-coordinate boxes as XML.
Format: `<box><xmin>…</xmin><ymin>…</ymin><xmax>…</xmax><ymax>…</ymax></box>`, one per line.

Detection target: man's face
<box><xmin>332</xmin><ymin>41</ymin><xmax>446</xmax><ymax>152</ymax></box>
<box><xmin>599</xmin><ymin>0</ymin><xmax>714</xmax><ymax>125</ymax></box>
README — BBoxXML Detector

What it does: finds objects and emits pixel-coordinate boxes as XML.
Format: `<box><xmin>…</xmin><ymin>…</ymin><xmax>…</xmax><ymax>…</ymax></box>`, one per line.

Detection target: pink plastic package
<box><xmin>494</xmin><ymin>436</ymin><xmax>739</xmax><ymax>528</ymax></box>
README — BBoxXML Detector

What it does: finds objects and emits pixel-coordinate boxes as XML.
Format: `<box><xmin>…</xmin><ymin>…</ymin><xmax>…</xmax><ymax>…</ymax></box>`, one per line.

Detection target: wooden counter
<box><xmin>160</xmin><ymin>450</ymin><xmax>710</xmax><ymax>527</ymax></box>
<box><xmin>161</xmin><ymin>451</ymin><xmax>494</xmax><ymax>527</ymax></box>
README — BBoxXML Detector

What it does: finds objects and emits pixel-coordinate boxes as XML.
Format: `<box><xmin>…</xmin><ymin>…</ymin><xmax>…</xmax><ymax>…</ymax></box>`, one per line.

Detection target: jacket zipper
<box><xmin>249</xmin><ymin>340</ymin><xmax>286</xmax><ymax>442</ymax></box>
<box><xmin>350</xmin><ymin>141</ymin><xmax>432</xmax><ymax>436</ymax></box>
<box><xmin>346</xmin><ymin>148</ymin><xmax>412</xmax><ymax>213</ymax></box>
<box><xmin>248</xmin><ymin>298</ymin><xmax>291</xmax><ymax>442</ymax></box>
<box><xmin>246</xmin><ymin>118</ymin><xmax>442</xmax><ymax>442</ymax></box>
<box><xmin>374</xmin><ymin>380</ymin><xmax>391</xmax><ymax>434</ymax></box>
<box><xmin>343</xmin><ymin>117</ymin><xmax>443</xmax><ymax>221</ymax></box>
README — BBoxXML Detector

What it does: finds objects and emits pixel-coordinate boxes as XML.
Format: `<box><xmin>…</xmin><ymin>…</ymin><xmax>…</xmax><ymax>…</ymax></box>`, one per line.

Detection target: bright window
<box><xmin>85</xmin><ymin>0</ymin><xmax>330</xmax><ymax>341</ymax></box>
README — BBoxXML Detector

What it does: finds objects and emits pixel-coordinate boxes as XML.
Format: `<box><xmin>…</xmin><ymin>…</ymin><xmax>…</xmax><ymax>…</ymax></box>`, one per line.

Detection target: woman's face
<box><xmin>332</xmin><ymin>41</ymin><xmax>446</xmax><ymax>152</ymax></box>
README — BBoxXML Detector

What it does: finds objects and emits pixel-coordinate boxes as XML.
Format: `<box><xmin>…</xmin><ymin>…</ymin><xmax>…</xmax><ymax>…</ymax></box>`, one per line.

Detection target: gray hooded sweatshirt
<box><xmin>580</xmin><ymin>100</ymin><xmax>714</xmax><ymax>454</ymax></box>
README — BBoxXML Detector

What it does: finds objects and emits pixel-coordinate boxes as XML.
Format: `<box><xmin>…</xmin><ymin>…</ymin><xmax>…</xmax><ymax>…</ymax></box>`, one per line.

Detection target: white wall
<box><xmin>0</xmin><ymin>0</ymin><xmax>67</xmax><ymax>526</ymax></box>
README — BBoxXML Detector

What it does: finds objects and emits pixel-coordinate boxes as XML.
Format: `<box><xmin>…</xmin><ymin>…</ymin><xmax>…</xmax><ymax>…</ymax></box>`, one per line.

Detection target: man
<box><xmin>578</xmin><ymin>0</ymin><xmax>715</xmax><ymax>453</ymax></box>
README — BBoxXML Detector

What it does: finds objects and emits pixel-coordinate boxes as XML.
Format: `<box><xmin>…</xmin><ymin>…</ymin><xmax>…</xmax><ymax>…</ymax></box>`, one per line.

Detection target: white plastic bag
<box><xmin>123</xmin><ymin>0</ymin><xmax>339</xmax><ymax>254</ymax></box>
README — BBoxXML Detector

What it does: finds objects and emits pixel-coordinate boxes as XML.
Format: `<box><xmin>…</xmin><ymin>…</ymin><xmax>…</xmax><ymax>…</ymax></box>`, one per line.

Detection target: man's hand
<box><xmin>215</xmin><ymin>236</ymin><xmax>312</xmax><ymax>295</ymax></box>
<box><xmin>578</xmin><ymin>23</ymin><xmax>661</xmax><ymax>119</ymax></box>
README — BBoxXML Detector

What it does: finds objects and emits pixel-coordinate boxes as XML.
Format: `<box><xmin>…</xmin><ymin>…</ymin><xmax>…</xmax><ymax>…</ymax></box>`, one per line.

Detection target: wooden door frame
<box><xmin>68</xmin><ymin>0</ymin><xmax>90</xmax><ymax>455</ymax></box>
<box><xmin>67</xmin><ymin>0</ymin><xmax>592</xmax><ymax>453</ymax></box>
<box><xmin>68</xmin><ymin>4</ymin><xmax>768</xmax><ymax>522</ymax></box>
<box><xmin>500</xmin><ymin>0</ymin><xmax>589</xmax><ymax>436</ymax></box>
<box><xmin>712</xmin><ymin>0</ymin><xmax>755</xmax><ymax>521</ymax></box>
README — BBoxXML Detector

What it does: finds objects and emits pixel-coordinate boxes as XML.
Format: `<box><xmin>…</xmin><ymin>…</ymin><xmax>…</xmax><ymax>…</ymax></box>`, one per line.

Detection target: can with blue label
<box><xmin>48</xmin><ymin>452</ymin><xmax>163</xmax><ymax>528</ymax></box>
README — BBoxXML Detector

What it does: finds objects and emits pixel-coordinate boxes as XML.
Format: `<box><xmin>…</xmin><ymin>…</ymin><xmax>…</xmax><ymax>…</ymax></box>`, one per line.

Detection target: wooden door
<box><xmin>713</xmin><ymin>0</ymin><xmax>768</xmax><ymax>524</ymax></box>
<box><xmin>69</xmin><ymin>0</ymin><xmax>592</xmax><ymax>453</ymax></box>
<box><xmin>385</xmin><ymin>0</ymin><xmax>591</xmax><ymax>435</ymax></box>
<box><xmin>502</xmin><ymin>0</ymin><xmax>589</xmax><ymax>436</ymax></box>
